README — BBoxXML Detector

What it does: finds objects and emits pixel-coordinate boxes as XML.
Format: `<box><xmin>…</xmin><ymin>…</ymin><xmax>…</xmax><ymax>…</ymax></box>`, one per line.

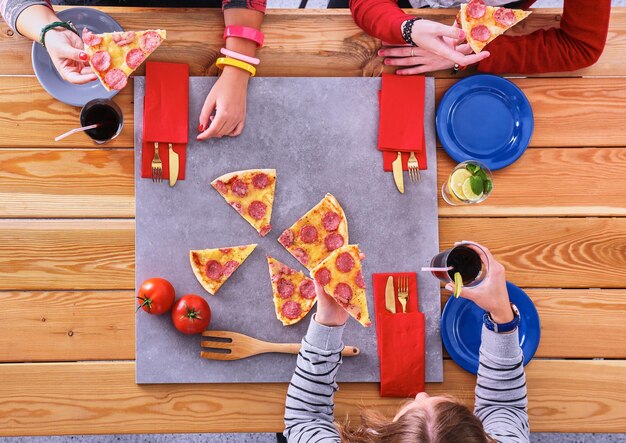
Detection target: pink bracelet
<box><xmin>220</xmin><ymin>48</ymin><xmax>260</xmax><ymax>66</ymax></box>
<box><xmin>223</xmin><ymin>25</ymin><xmax>264</xmax><ymax>48</ymax></box>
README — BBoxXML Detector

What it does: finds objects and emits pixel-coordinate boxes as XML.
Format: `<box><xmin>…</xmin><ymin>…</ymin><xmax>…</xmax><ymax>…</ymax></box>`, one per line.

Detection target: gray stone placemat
<box><xmin>135</xmin><ymin>77</ymin><xmax>442</xmax><ymax>384</ymax></box>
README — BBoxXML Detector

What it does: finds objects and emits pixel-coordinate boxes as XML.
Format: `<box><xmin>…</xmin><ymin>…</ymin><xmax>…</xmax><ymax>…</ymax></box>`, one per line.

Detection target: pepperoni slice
<box><xmin>230</xmin><ymin>201</ymin><xmax>243</xmax><ymax>214</ymax></box>
<box><xmin>112</xmin><ymin>31</ymin><xmax>135</xmax><ymax>46</ymax></box>
<box><xmin>104</xmin><ymin>68</ymin><xmax>128</xmax><ymax>91</ymax></box>
<box><xmin>219</xmin><ymin>248</ymin><xmax>232</xmax><ymax>254</ymax></box>
<box><xmin>293</xmin><ymin>248</ymin><xmax>310</xmax><ymax>266</ymax></box>
<box><xmin>139</xmin><ymin>31</ymin><xmax>162</xmax><ymax>53</ymax></box>
<box><xmin>248</xmin><ymin>201</ymin><xmax>267</xmax><ymax>220</ymax></box>
<box><xmin>299</xmin><ymin>280</ymin><xmax>316</xmax><ymax>299</ymax></box>
<box><xmin>278</xmin><ymin>230</ymin><xmax>295</xmax><ymax>248</ymax></box>
<box><xmin>299</xmin><ymin>225</ymin><xmax>319</xmax><ymax>244</ymax></box>
<box><xmin>260</xmin><ymin>224</ymin><xmax>272</xmax><ymax>237</ymax></box>
<box><xmin>82</xmin><ymin>28</ymin><xmax>102</xmax><ymax>46</ymax></box>
<box><xmin>223</xmin><ymin>260</ymin><xmax>239</xmax><ymax>278</ymax></box>
<box><xmin>494</xmin><ymin>7</ymin><xmax>516</xmax><ymax>27</ymax></box>
<box><xmin>314</xmin><ymin>267</ymin><xmax>331</xmax><ymax>286</ymax></box>
<box><xmin>126</xmin><ymin>48</ymin><xmax>145</xmax><ymax>70</ymax></box>
<box><xmin>336</xmin><ymin>252</ymin><xmax>355</xmax><ymax>273</ymax></box>
<box><xmin>90</xmin><ymin>51</ymin><xmax>111</xmax><ymax>72</ymax></box>
<box><xmin>355</xmin><ymin>271</ymin><xmax>366</xmax><ymax>289</ymax></box>
<box><xmin>281</xmin><ymin>300</ymin><xmax>302</xmax><ymax>320</ymax></box>
<box><xmin>470</xmin><ymin>25</ymin><xmax>491</xmax><ymax>42</ymax></box>
<box><xmin>324</xmin><ymin>233</ymin><xmax>345</xmax><ymax>252</ymax></box>
<box><xmin>213</xmin><ymin>180</ymin><xmax>228</xmax><ymax>195</ymax></box>
<box><xmin>231</xmin><ymin>179</ymin><xmax>248</xmax><ymax>197</ymax></box>
<box><xmin>322</xmin><ymin>211</ymin><xmax>341</xmax><ymax>232</ymax></box>
<box><xmin>467</xmin><ymin>0</ymin><xmax>486</xmax><ymax>19</ymax></box>
<box><xmin>204</xmin><ymin>260</ymin><xmax>223</xmax><ymax>280</ymax></box>
<box><xmin>252</xmin><ymin>173</ymin><xmax>270</xmax><ymax>189</ymax></box>
<box><xmin>334</xmin><ymin>283</ymin><xmax>353</xmax><ymax>306</ymax></box>
<box><xmin>277</xmin><ymin>278</ymin><xmax>295</xmax><ymax>299</ymax></box>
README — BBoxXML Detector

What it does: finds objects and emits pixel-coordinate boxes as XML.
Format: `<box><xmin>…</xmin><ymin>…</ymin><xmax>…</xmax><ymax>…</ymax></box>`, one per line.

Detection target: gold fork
<box><xmin>397</xmin><ymin>276</ymin><xmax>409</xmax><ymax>314</ymax></box>
<box><xmin>408</xmin><ymin>151</ymin><xmax>421</xmax><ymax>183</ymax></box>
<box><xmin>151</xmin><ymin>142</ymin><xmax>163</xmax><ymax>183</ymax></box>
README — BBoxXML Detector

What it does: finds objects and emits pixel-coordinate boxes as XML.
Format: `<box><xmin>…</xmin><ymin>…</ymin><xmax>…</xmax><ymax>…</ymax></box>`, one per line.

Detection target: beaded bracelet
<box><xmin>223</xmin><ymin>26</ymin><xmax>264</xmax><ymax>47</ymax></box>
<box><xmin>215</xmin><ymin>57</ymin><xmax>257</xmax><ymax>77</ymax></box>
<box><xmin>401</xmin><ymin>18</ymin><xmax>421</xmax><ymax>46</ymax></box>
<box><xmin>220</xmin><ymin>48</ymin><xmax>260</xmax><ymax>66</ymax></box>
<box><xmin>39</xmin><ymin>21</ymin><xmax>80</xmax><ymax>47</ymax></box>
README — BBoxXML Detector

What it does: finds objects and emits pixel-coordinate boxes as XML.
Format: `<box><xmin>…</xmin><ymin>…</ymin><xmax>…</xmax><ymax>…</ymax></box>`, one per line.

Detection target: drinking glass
<box><xmin>430</xmin><ymin>243</ymin><xmax>488</xmax><ymax>287</ymax></box>
<box><xmin>79</xmin><ymin>98</ymin><xmax>124</xmax><ymax>144</ymax></box>
<box><xmin>442</xmin><ymin>160</ymin><xmax>493</xmax><ymax>206</ymax></box>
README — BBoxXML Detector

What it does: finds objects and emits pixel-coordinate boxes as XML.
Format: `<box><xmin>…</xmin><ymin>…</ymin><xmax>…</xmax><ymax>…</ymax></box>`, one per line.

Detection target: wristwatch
<box><xmin>483</xmin><ymin>303</ymin><xmax>520</xmax><ymax>333</ymax></box>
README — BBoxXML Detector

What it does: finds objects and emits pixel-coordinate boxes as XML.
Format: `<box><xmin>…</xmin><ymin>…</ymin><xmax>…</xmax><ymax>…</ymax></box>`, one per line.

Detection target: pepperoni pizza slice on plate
<box><xmin>459</xmin><ymin>0</ymin><xmax>531</xmax><ymax>54</ymax></box>
<box><xmin>311</xmin><ymin>244</ymin><xmax>371</xmax><ymax>327</ymax></box>
<box><xmin>267</xmin><ymin>256</ymin><xmax>317</xmax><ymax>326</ymax></box>
<box><xmin>189</xmin><ymin>244</ymin><xmax>257</xmax><ymax>295</ymax></box>
<box><xmin>212</xmin><ymin>169</ymin><xmax>276</xmax><ymax>237</ymax></box>
<box><xmin>278</xmin><ymin>193</ymin><xmax>349</xmax><ymax>271</ymax></box>
<box><xmin>83</xmin><ymin>28</ymin><xmax>166</xmax><ymax>91</ymax></box>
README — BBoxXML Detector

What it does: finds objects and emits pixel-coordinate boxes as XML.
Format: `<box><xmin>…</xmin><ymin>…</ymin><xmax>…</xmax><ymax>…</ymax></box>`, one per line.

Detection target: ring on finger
<box><xmin>411</xmin><ymin>47</ymin><xmax>415</xmax><ymax>57</ymax></box>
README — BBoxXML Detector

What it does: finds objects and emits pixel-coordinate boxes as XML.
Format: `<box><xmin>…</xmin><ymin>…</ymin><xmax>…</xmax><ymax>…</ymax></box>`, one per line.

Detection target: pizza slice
<box><xmin>211</xmin><ymin>169</ymin><xmax>276</xmax><ymax>237</ymax></box>
<box><xmin>459</xmin><ymin>0</ymin><xmax>531</xmax><ymax>54</ymax></box>
<box><xmin>278</xmin><ymin>193</ymin><xmax>349</xmax><ymax>271</ymax></box>
<box><xmin>189</xmin><ymin>244</ymin><xmax>257</xmax><ymax>295</ymax></box>
<box><xmin>311</xmin><ymin>244</ymin><xmax>371</xmax><ymax>327</ymax></box>
<box><xmin>82</xmin><ymin>28</ymin><xmax>166</xmax><ymax>91</ymax></box>
<box><xmin>267</xmin><ymin>256</ymin><xmax>317</xmax><ymax>326</ymax></box>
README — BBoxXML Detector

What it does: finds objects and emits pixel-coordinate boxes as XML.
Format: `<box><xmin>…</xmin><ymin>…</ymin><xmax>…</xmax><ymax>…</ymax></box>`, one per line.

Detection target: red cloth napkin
<box><xmin>373</xmin><ymin>272</ymin><xmax>425</xmax><ymax>397</ymax></box>
<box><xmin>378</xmin><ymin>74</ymin><xmax>427</xmax><ymax>172</ymax></box>
<box><xmin>141</xmin><ymin>61</ymin><xmax>189</xmax><ymax>180</ymax></box>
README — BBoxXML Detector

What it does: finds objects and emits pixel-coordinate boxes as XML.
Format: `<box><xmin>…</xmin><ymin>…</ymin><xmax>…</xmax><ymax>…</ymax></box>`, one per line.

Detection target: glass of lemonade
<box><xmin>442</xmin><ymin>160</ymin><xmax>493</xmax><ymax>205</ymax></box>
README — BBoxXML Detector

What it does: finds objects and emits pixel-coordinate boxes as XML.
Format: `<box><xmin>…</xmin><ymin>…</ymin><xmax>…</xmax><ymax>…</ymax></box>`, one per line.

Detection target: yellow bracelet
<box><xmin>215</xmin><ymin>57</ymin><xmax>256</xmax><ymax>77</ymax></box>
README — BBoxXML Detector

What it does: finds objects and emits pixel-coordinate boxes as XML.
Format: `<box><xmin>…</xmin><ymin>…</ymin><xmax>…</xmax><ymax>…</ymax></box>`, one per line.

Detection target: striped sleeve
<box><xmin>474</xmin><ymin>326</ymin><xmax>530</xmax><ymax>443</ymax></box>
<box><xmin>222</xmin><ymin>0</ymin><xmax>266</xmax><ymax>14</ymax></box>
<box><xmin>283</xmin><ymin>317</ymin><xmax>344</xmax><ymax>443</ymax></box>
<box><xmin>0</xmin><ymin>0</ymin><xmax>51</xmax><ymax>34</ymax></box>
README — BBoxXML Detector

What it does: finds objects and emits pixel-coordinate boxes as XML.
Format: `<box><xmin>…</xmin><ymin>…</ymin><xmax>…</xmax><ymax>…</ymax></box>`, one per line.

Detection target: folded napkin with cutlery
<box><xmin>373</xmin><ymin>272</ymin><xmax>425</xmax><ymax>397</ymax></box>
<box><xmin>378</xmin><ymin>74</ymin><xmax>427</xmax><ymax>172</ymax></box>
<box><xmin>141</xmin><ymin>61</ymin><xmax>189</xmax><ymax>180</ymax></box>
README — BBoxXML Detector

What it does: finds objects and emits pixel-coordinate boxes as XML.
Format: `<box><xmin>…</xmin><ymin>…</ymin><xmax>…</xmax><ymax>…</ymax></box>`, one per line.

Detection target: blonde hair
<box><xmin>337</xmin><ymin>397</ymin><xmax>496</xmax><ymax>443</ymax></box>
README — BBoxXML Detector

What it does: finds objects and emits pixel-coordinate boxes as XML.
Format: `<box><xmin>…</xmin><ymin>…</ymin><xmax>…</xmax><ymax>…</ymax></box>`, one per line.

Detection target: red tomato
<box><xmin>137</xmin><ymin>278</ymin><xmax>175</xmax><ymax>315</ymax></box>
<box><xmin>171</xmin><ymin>294</ymin><xmax>211</xmax><ymax>335</ymax></box>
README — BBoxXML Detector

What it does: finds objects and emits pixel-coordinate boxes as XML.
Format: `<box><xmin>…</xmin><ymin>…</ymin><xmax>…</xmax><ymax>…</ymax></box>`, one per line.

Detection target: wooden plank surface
<box><xmin>0</xmin><ymin>360</ymin><xmax>624</xmax><ymax>435</ymax></box>
<box><xmin>2</xmin><ymin>289</ymin><xmax>625</xmax><ymax>363</ymax></box>
<box><xmin>1</xmin><ymin>8</ymin><xmax>625</xmax><ymax>78</ymax></box>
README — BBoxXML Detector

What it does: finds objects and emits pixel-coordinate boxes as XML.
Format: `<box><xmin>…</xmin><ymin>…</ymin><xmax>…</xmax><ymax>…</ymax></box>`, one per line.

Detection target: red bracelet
<box><xmin>223</xmin><ymin>26</ymin><xmax>264</xmax><ymax>48</ymax></box>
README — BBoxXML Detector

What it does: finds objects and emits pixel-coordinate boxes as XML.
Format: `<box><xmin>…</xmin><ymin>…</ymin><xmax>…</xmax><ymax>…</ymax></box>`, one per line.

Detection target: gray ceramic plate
<box><xmin>31</xmin><ymin>8</ymin><xmax>123</xmax><ymax>107</ymax></box>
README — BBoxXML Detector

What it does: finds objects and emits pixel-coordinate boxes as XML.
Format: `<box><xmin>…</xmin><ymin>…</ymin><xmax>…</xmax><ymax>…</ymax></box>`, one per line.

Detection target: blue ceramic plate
<box><xmin>441</xmin><ymin>281</ymin><xmax>540</xmax><ymax>374</ymax></box>
<box><xmin>436</xmin><ymin>74</ymin><xmax>534</xmax><ymax>171</ymax></box>
<box><xmin>32</xmin><ymin>8</ymin><xmax>123</xmax><ymax>107</ymax></box>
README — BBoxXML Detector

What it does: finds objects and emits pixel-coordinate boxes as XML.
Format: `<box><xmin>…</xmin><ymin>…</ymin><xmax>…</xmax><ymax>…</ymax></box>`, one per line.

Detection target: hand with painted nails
<box><xmin>44</xmin><ymin>28</ymin><xmax>97</xmax><ymax>85</ymax></box>
<box><xmin>313</xmin><ymin>280</ymin><xmax>349</xmax><ymax>328</ymax></box>
<box><xmin>379</xmin><ymin>20</ymin><xmax>490</xmax><ymax>75</ymax></box>
<box><xmin>444</xmin><ymin>242</ymin><xmax>513</xmax><ymax>324</ymax></box>
<box><xmin>197</xmin><ymin>66</ymin><xmax>250</xmax><ymax>140</ymax></box>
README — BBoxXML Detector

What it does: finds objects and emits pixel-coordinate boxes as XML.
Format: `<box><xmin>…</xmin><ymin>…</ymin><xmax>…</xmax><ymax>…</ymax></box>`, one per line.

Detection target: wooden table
<box><xmin>1</xmin><ymin>7</ymin><xmax>626</xmax><ymax>436</ymax></box>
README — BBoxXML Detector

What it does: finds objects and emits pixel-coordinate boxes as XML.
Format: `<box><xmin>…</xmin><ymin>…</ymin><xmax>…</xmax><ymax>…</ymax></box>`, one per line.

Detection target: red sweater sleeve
<box><xmin>477</xmin><ymin>0</ymin><xmax>611</xmax><ymax>74</ymax></box>
<box><xmin>350</xmin><ymin>0</ymin><xmax>413</xmax><ymax>45</ymax></box>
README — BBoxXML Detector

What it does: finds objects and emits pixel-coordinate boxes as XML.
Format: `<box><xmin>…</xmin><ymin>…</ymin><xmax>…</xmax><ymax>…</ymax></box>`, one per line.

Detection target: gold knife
<box><xmin>392</xmin><ymin>151</ymin><xmax>404</xmax><ymax>194</ymax></box>
<box><xmin>385</xmin><ymin>276</ymin><xmax>396</xmax><ymax>314</ymax></box>
<box><xmin>168</xmin><ymin>143</ymin><xmax>179</xmax><ymax>188</ymax></box>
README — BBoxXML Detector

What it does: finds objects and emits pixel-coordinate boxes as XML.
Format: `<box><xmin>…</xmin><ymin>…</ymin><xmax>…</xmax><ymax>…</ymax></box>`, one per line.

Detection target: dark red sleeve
<box><xmin>477</xmin><ymin>0</ymin><xmax>611</xmax><ymax>74</ymax></box>
<box><xmin>349</xmin><ymin>0</ymin><xmax>413</xmax><ymax>45</ymax></box>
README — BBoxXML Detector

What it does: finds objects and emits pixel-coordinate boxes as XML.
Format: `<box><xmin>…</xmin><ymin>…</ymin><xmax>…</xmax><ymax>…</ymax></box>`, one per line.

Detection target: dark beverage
<box><xmin>445</xmin><ymin>246</ymin><xmax>481</xmax><ymax>285</ymax></box>
<box><xmin>79</xmin><ymin>99</ymin><xmax>123</xmax><ymax>144</ymax></box>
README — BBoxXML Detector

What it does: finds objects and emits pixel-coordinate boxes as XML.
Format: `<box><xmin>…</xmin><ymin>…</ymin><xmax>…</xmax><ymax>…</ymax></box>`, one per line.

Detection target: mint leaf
<box><xmin>483</xmin><ymin>179</ymin><xmax>493</xmax><ymax>194</ymax></box>
<box><xmin>476</xmin><ymin>169</ymin><xmax>488</xmax><ymax>181</ymax></box>
<box><xmin>470</xmin><ymin>175</ymin><xmax>484</xmax><ymax>195</ymax></box>
<box><xmin>466</xmin><ymin>164</ymin><xmax>479</xmax><ymax>175</ymax></box>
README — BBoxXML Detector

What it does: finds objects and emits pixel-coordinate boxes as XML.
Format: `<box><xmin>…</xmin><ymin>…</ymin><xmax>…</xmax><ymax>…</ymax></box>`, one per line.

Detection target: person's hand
<box><xmin>44</xmin><ymin>28</ymin><xmax>97</xmax><ymax>84</ymax></box>
<box><xmin>197</xmin><ymin>67</ymin><xmax>250</xmax><ymax>140</ymax></box>
<box><xmin>381</xmin><ymin>42</ymin><xmax>485</xmax><ymax>75</ymax></box>
<box><xmin>445</xmin><ymin>241</ymin><xmax>514</xmax><ymax>324</ymax></box>
<box><xmin>314</xmin><ymin>281</ymin><xmax>349</xmax><ymax>327</ymax></box>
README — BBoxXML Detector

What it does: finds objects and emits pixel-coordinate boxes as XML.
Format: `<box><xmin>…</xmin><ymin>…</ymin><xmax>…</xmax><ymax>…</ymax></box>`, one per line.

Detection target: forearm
<box><xmin>349</xmin><ymin>0</ymin><xmax>411</xmax><ymax>45</ymax></box>
<box><xmin>474</xmin><ymin>326</ymin><xmax>530</xmax><ymax>442</ymax></box>
<box><xmin>1</xmin><ymin>0</ymin><xmax>53</xmax><ymax>36</ymax></box>
<box><xmin>284</xmin><ymin>317</ymin><xmax>345</xmax><ymax>442</ymax></box>
<box><xmin>221</xmin><ymin>8</ymin><xmax>264</xmax><ymax>84</ymax></box>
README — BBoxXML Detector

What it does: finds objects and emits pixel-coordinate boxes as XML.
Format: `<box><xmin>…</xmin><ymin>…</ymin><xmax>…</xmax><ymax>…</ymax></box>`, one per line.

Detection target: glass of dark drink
<box><xmin>430</xmin><ymin>243</ymin><xmax>488</xmax><ymax>287</ymax></box>
<box><xmin>79</xmin><ymin>98</ymin><xmax>123</xmax><ymax>144</ymax></box>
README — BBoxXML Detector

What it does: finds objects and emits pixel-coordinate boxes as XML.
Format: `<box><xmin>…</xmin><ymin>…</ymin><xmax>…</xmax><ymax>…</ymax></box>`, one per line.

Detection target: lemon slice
<box><xmin>449</xmin><ymin>169</ymin><xmax>472</xmax><ymax>200</ymax></box>
<box><xmin>462</xmin><ymin>178</ymin><xmax>483</xmax><ymax>202</ymax></box>
<box><xmin>453</xmin><ymin>272</ymin><xmax>463</xmax><ymax>298</ymax></box>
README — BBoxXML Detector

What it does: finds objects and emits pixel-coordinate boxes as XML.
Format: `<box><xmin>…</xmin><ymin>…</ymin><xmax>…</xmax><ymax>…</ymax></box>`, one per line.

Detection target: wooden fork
<box><xmin>397</xmin><ymin>276</ymin><xmax>409</xmax><ymax>314</ymax></box>
<box><xmin>201</xmin><ymin>330</ymin><xmax>360</xmax><ymax>361</ymax></box>
<box><xmin>408</xmin><ymin>151</ymin><xmax>421</xmax><ymax>183</ymax></box>
<box><xmin>151</xmin><ymin>141</ymin><xmax>163</xmax><ymax>183</ymax></box>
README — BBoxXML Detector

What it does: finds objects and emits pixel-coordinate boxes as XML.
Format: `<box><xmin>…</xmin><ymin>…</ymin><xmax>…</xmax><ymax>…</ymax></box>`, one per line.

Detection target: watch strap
<box><xmin>483</xmin><ymin>303</ymin><xmax>520</xmax><ymax>333</ymax></box>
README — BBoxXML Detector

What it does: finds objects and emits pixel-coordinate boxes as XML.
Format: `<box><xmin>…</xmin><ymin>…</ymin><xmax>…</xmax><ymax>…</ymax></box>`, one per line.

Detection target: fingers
<box><xmin>198</xmin><ymin>114</ymin><xmax>228</xmax><ymax>140</ymax></box>
<box><xmin>57</xmin><ymin>44</ymin><xmax>89</xmax><ymax>63</ymax></box>
<box><xmin>396</xmin><ymin>65</ymin><xmax>433</xmax><ymax>76</ymax></box>
<box><xmin>385</xmin><ymin>56</ymin><xmax>426</xmax><ymax>67</ymax></box>
<box><xmin>431</xmin><ymin>22</ymin><xmax>466</xmax><ymax>40</ymax></box>
<box><xmin>229</xmin><ymin>121</ymin><xmax>245</xmax><ymax>137</ymax></box>
<box><xmin>63</xmin><ymin>70</ymin><xmax>98</xmax><ymax>84</ymax></box>
<box><xmin>198</xmin><ymin>96</ymin><xmax>217</xmax><ymax>134</ymax></box>
<box><xmin>314</xmin><ymin>280</ymin><xmax>326</xmax><ymax>298</ymax></box>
